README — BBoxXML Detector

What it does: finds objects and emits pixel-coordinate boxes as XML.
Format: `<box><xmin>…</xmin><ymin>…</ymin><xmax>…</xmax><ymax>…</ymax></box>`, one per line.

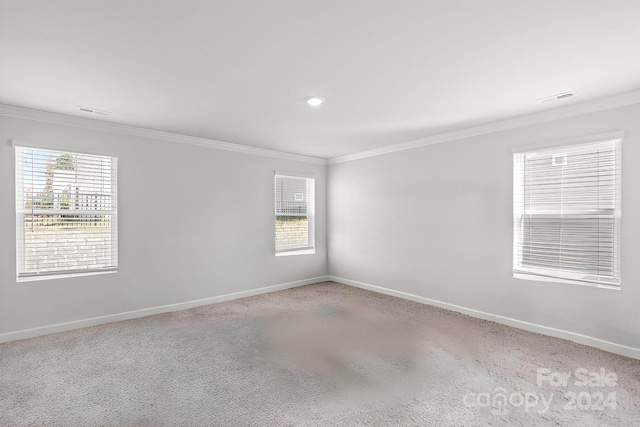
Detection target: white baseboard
<box><xmin>0</xmin><ymin>276</ymin><xmax>329</xmax><ymax>344</ymax></box>
<box><xmin>329</xmin><ymin>275</ymin><xmax>640</xmax><ymax>360</ymax></box>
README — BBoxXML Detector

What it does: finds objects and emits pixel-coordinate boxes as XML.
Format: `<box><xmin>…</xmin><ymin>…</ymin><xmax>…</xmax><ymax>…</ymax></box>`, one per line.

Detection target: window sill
<box><xmin>513</xmin><ymin>272</ymin><xmax>620</xmax><ymax>290</ymax></box>
<box><xmin>18</xmin><ymin>269</ymin><xmax>117</xmax><ymax>283</ymax></box>
<box><xmin>275</xmin><ymin>249</ymin><xmax>315</xmax><ymax>257</ymax></box>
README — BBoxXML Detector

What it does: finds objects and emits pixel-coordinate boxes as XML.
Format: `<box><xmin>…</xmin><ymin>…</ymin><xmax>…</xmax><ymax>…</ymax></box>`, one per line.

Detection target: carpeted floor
<box><xmin>1</xmin><ymin>281</ymin><xmax>638</xmax><ymax>426</ymax></box>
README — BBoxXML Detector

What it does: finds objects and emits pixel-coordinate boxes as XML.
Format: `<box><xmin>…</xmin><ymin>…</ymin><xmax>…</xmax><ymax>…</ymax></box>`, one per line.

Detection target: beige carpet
<box><xmin>1</xmin><ymin>282</ymin><xmax>638</xmax><ymax>426</ymax></box>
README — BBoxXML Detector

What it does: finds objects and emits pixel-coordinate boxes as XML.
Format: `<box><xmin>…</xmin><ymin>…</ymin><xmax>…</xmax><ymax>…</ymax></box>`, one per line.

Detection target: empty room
<box><xmin>1</xmin><ymin>1</ymin><xmax>639</xmax><ymax>426</ymax></box>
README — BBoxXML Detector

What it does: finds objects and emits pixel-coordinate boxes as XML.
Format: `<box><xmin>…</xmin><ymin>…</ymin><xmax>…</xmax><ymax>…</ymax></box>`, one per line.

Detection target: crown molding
<box><xmin>4</xmin><ymin>88</ymin><xmax>640</xmax><ymax>167</ymax></box>
<box><xmin>0</xmin><ymin>104</ymin><xmax>327</xmax><ymax>165</ymax></box>
<box><xmin>329</xmin><ymin>89</ymin><xmax>640</xmax><ymax>165</ymax></box>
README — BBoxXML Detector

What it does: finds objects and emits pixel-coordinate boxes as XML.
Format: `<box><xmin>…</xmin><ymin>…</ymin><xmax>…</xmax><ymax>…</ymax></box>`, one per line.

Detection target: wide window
<box><xmin>275</xmin><ymin>172</ymin><xmax>315</xmax><ymax>255</ymax></box>
<box><xmin>15</xmin><ymin>145</ymin><xmax>118</xmax><ymax>280</ymax></box>
<box><xmin>513</xmin><ymin>132</ymin><xmax>622</xmax><ymax>288</ymax></box>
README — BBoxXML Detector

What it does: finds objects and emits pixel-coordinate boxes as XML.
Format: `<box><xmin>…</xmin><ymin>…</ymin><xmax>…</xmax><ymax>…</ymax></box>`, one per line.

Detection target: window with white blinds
<box><xmin>275</xmin><ymin>172</ymin><xmax>315</xmax><ymax>255</ymax></box>
<box><xmin>15</xmin><ymin>145</ymin><xmax>118</xmax><ymax>280</ymax></box>
<box><xmin>513</xmin><ymin>133</ymin><xmax>622</xmax><ymax>288</ymax></box>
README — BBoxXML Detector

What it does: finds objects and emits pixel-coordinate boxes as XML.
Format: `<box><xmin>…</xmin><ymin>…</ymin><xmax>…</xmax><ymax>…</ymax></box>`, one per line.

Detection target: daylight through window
<box><xmin>15</xmin><ymin>145</ymin><xmax>118</xmax><ymax>280</ymax></box>
<box><xmin>512</xmin><ymin>133</ymin><xmax>622</xmax><ymax>288</ymax></box>
<box><xmin>275</xmin><ymin>172</ymin><xmax>315</xmax><ymax>255</ymax></box>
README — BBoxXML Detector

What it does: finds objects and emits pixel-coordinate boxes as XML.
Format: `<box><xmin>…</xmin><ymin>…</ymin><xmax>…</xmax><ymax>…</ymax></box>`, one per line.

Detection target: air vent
<box><xmin>76</xmin><ymin>106</ymin><xmax>111</xmax><ymax>117</ymax></box>
<box><xmin>536</xmin><ymin>91</ymin><xmax>576</xmax><ymax>104</ymax></box>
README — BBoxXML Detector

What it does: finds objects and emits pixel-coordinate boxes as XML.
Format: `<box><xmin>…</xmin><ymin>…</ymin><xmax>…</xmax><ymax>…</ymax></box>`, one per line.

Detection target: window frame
<box><xmin>14</xmin><ymin>141</ymin><xmax>118</xmax><ymax>281</ymax></box>
<box><xmin>274</xmin><ymin>171</ymin><xmax>315</xmax><ymax>256</ymax></box>
<box><xmin>512</xmin><ymin>131</ymin><xmax>623</xmax><ymax>289</ymax></box>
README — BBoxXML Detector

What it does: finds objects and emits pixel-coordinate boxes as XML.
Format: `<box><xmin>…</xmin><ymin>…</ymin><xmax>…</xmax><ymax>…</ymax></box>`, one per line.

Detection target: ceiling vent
<box><xmin>76</xmin><ymin>106</ymin><xmax>111</xmax><ymax>117</ymax></box>
<box><xmin>536</xmin><ymin>91</ymin><xmax>576</xmax><ymax>104</ymax></box>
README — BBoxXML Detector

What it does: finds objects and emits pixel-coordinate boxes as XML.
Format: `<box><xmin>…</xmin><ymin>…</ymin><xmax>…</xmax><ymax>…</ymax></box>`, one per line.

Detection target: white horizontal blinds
<box><xmin>513</xmin><ymin>139</ymin><xmax>621</xmax><ymax>286</ymax></box>
<box><xmin>275</xmin><ymin>173</ymin><xmax>315</xmax><ymax>253</ymax></box>
<box><xmin>16</xmin><ymin>147</ymin><xmax>118</xmax><ymax>278</ymax></box>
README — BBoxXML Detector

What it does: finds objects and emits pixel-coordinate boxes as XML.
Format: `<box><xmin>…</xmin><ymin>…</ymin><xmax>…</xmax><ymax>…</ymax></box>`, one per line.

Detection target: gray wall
<box><xmin>328</xmin><ymin>103</ymin><xmax>640</xmax><ymax>350</ymax></box>
<box><xmin>0</xmin><ymin>115</ymin><xmax>327</xmax><ymax>336</ymax></box>
<box><xmin>2</xmin><ymin>102</ymin><xmax>639</xmax><ymax>355</ymax></box>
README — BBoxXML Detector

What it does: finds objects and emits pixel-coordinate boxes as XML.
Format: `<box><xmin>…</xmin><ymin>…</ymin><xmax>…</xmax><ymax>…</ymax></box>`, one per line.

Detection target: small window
<box><xmin>512</xmin><ymin>132</ymin><xmax>622</xmax><ymax>288</ymax></box>
<box><xmin>15</xmin><ymin>145</ymin><xmax>118</xmax><ymax>280</ymax></box>
<box><xmin>275</xmin><ymin>172</ymin><xmax>315</xmax><ymax>255</ymax></box>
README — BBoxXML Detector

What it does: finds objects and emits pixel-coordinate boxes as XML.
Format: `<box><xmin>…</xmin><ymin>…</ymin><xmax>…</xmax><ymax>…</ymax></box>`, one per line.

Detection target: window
<box><xmin>513</xmin><ymin>132</ymin><xmax>622</xmax><ymax>288</ymax></box>
<box><xmin>275</xmin><ymin>172</ymin><xmax>315</xmax><ymax>255</ymax></box>
<box><xmin>15</xmin><ymin>145</ymin><xmax>118</xmax><ymax>281</ymax></box>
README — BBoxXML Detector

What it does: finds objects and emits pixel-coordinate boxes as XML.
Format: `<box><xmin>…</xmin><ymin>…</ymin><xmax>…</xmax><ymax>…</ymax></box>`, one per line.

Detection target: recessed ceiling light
<box><xmin>305</xmin><ymin>97</ymin><xmax>325</xmax><ymax>107</ymax></box>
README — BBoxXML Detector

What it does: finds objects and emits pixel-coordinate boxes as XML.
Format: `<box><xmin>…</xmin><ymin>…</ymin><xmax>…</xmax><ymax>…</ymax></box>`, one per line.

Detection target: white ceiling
<box><xmin>1</xmin><ymin>1</ymin><xmax>640</xmax><ymax>159</ymax></box>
